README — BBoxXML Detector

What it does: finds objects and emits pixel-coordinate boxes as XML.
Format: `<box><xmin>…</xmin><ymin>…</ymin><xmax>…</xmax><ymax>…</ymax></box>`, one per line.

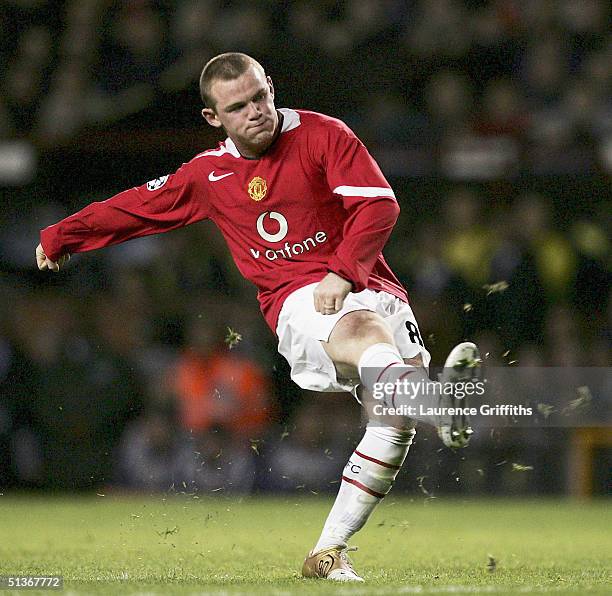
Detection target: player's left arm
<box><xmin>314</xmin><ymin>120</ymin><xmax>400</xmax><ymax>313</ymax></box>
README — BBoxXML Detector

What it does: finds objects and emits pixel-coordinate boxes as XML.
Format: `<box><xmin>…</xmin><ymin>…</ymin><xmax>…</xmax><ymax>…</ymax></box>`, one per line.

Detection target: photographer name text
<box><xmin>372</xmin><ymin>403</ymin><xmax>533</xmax><ymax>417</ymax></box>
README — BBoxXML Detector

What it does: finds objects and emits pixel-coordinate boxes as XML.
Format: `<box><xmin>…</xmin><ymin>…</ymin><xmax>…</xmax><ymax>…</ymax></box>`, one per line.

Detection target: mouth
<box><xmin>249</xmin><ymin>120</ymin><xmax>269</xmax><ymax>132</ymax></box>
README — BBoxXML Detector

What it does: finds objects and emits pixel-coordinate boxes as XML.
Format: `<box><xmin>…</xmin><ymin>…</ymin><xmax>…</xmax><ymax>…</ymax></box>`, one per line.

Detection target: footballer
<box><xmin>36</xmin><ymin>53</ymin><xmax>480</xmax><ymax>582</ymax></box>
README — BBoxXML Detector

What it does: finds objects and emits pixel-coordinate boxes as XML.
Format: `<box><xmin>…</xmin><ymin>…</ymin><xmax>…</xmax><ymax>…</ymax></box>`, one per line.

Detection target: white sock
<box><xmin>358</xmin><ymin>343</ymin><xmax>438</xmax><ymax>426</ymax></box>
<box><xmin>313</xmin><ymin>424</ymin><xmax>415</xmax><ymax>552</ymax></box>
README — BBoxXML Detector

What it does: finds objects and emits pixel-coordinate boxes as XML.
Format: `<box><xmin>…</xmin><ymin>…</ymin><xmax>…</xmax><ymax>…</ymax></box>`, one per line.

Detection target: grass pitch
<box><xmin>0</xmin><ymin>495</ymin><xmax>610</xmax><ymax>594</ymax></box>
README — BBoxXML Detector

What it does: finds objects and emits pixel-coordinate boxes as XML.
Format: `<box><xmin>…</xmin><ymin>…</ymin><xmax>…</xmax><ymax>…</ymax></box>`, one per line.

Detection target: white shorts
<box><xmin>276</xmin><ymin>283</ymin><xmax>431</xmax><ymax>394</ymax></box>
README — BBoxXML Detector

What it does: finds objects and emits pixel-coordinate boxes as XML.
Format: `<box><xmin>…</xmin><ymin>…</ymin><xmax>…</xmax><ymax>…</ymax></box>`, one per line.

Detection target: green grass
<box><xmin>0</xmin><ymin>495</ymin><xmax>610</xmax><ymax>594</ymax></box>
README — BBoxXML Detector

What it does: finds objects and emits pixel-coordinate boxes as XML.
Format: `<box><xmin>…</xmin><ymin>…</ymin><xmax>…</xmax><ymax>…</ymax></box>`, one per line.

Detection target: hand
<box><xmin>313</xmin><ymin>272</ymin><xmax>352</xmax><ymax>315</ymax></box>
<box><xmin>36</xmin><ymin>243</ymin><xmax>69</xmax><ymax>272</ymax></box>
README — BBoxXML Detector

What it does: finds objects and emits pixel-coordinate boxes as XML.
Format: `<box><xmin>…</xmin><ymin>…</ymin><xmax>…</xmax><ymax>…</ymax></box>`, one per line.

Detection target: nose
<box><xmin>247</xmin><ymin>101</ymin><xmax>262</xmax><ymax>120</ymax></box>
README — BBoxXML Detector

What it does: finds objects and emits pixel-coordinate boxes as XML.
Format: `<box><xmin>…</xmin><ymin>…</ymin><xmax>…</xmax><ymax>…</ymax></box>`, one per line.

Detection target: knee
<box><xmin>335</xmin><ymin>311</ymin><xmax>392</xmax><ymax>345</ymax></box>
<box><xmin>327</xmin><ymin>310</ymin><xmax>394</xmax><ymax>367</ymax></box>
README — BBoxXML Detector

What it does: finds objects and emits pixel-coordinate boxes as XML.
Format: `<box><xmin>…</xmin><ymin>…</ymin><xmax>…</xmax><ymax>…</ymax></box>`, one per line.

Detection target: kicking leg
<box><xmin>324</xmin><ymin>310</ymin><xmax>480</xmax><ymax>446</ymax></box>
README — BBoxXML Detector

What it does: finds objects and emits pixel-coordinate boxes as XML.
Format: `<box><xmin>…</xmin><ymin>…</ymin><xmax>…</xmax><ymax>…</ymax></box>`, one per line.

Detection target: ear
<box><xmin>202</xmin><ymin>108</ymin><xmax>222</xmax><ymax>128</ymax></box>
<box><xmin>267</xmin><ymin>76</ymin><xmax>274</xmax><ymax>100</ymax></box>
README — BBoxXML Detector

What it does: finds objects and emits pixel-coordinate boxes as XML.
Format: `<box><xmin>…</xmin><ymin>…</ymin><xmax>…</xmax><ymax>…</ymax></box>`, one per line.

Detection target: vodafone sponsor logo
<box><xmin>256</xmin><ymin>211</ymin><xmax>288</xmax><ymax>242</ymax></box>
<box><xmin>261</xmin><ymin>232</ymin><xmax>328</xmax><ymax>261</ymax></box>
<box><xmin>251</xmin><ymin>210</ymin><xmax>327</xmax><ymax>261</ymax></box>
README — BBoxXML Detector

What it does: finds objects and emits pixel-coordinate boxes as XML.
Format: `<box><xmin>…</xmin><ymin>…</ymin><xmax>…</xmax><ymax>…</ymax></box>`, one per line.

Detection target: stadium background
<box><xmin>0</xmin><ymin>0</ymin><xmax>609</xmax><ymax>498</ymax></box>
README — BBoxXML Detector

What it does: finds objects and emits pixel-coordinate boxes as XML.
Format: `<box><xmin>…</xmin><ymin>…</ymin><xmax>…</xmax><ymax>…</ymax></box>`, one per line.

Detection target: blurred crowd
<box><xmin>1</xmin><ymin>0</ymin><xmax>610</xmax><ymax>174</ymax></box>
<box><xmin>0</xmin><ymin>0</ymin><xmax>610</xmax><ymax>495</ymax></box>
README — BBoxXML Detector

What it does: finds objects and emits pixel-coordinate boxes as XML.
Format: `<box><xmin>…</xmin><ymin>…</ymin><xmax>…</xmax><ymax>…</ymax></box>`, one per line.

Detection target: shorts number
<box><xmin>406</xmin><ymin>321</ymin><xmax>424</xmax><ymax>347</ymax></box>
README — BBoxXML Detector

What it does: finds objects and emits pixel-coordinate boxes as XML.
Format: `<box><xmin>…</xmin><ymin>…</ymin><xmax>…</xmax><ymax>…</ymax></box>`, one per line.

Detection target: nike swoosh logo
<box><xmin>208</xmin><ymin>171</ymin><xmax>235</xmax><ymax>182</ymax></box>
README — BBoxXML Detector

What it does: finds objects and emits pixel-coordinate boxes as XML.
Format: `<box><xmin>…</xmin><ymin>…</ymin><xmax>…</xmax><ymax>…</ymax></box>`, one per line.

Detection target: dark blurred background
<box><xmin>0</xmin><ymin>0</ymin><xmax>609</xmax><ymax>497</ymax></box>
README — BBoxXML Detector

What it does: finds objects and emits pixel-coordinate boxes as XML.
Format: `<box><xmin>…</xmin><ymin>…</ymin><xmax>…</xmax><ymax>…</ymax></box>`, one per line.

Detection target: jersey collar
<box><xmin>224</xmin><ymin>108</ymin><xmax>301</xmax><ymax>159</ymax></box>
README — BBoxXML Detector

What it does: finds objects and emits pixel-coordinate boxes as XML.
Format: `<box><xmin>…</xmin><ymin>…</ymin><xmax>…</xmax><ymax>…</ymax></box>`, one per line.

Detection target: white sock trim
<box><xmin>358</xmin><ymin>342</ymin><xmax>403</xmax><ymax>379</ymax></box>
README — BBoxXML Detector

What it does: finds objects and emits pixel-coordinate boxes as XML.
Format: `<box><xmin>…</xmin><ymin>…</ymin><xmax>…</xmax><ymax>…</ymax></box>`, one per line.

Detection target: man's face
<box><xmin>202</xmin><ymin>66</ymin><xmax>278</xmax><ymax>158</ymax></box>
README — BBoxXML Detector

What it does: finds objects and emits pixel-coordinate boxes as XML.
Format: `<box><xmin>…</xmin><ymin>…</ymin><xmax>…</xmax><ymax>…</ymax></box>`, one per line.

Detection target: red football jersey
<box><xmin>40</xmin><ymin>109</ymin><xmax>408</xmax><ymax>332</ymax></box>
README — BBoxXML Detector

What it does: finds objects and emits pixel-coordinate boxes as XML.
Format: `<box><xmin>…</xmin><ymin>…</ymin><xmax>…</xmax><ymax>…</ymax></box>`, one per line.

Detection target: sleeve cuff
<box><xmin>40</xmin><ymin>228</ymin><xmax>62</xmax><ymax>262</ymax></box>
<box><xmin>327</xmin><ymin>258</ymin><xmax>366</xmax><ymax>293</ymax></box>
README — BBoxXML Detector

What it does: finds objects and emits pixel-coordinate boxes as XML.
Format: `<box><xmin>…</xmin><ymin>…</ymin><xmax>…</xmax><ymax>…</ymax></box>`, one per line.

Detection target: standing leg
<box><xmin>310</xmin><ymin>355</ymin><xmax>423</xmax><ymax>555</ymax></box>
<box><xmin>303</xmin><ymin>310</ymin><xmax>480</xmax><ymax>581</ymax></box>
<box><xmin>303</xmin><ymin>358</ymin><xmax>423</xmax><ymax>582</ymax></box>
<box><xmin>312</xmin><ymin>422</ymin><xmax>415</xmax><ymax>546</ymax></box>
<box><xmin>302</xmin><ymin>418</ymin><xmax>414</xmax><ymax>581</ymax></box>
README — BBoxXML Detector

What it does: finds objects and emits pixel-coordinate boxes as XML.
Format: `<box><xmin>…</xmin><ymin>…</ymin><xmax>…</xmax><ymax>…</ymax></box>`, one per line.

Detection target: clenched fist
<box><xmin>36</xmin><ymin>243</ymin><xmax>70</xmax><ymax>272</ymax></box>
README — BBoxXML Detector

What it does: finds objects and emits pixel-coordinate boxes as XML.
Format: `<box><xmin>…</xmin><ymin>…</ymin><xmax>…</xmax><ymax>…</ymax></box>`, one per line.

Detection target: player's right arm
<box><xmin>36</xmin><ymin>244</ymin><xmax>69</xmax><ymax>271</ymax></box>
<box><xmin>36</xmin><ymin>162</ymin><xmax>210</xmax><ymax>271</ymax></box>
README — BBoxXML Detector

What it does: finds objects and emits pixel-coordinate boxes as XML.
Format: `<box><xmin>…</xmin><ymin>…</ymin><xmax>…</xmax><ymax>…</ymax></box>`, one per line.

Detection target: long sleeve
<box><xmin>327</xmin><ymin>191</ymin><xmax>399</xmax><ymax>293</ymax></box>
<box><xmin>40</xmin><ymin>162</ymin><xmax>210</xmax><ymax>262</ymax></box>
<box><xmin>317</xmin><ymin>119</ymin><xmax>400</xmax><ymax>292</ymax></box>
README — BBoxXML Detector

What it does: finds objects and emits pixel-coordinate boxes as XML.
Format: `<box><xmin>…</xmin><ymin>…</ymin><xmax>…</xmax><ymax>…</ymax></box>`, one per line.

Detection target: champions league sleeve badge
<box><xmin>146</xmin><ymin>175</ymin><xmax>169</xmax><ymax>191</ymax></box>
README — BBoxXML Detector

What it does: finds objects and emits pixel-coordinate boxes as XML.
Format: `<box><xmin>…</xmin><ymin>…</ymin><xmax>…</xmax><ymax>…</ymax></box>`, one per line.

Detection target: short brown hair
<box><xmin>199</xmin><ymin>52</ymin><xmax>265</xmax><ymax>109</ymax></box>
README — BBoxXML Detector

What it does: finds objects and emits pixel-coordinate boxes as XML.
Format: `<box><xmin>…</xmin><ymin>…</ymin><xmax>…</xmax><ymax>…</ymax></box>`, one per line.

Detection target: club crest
<box><xmin>248</xmin><ymin>176</ymin><xmax>267</xmax><ymax>201</ymax></box>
